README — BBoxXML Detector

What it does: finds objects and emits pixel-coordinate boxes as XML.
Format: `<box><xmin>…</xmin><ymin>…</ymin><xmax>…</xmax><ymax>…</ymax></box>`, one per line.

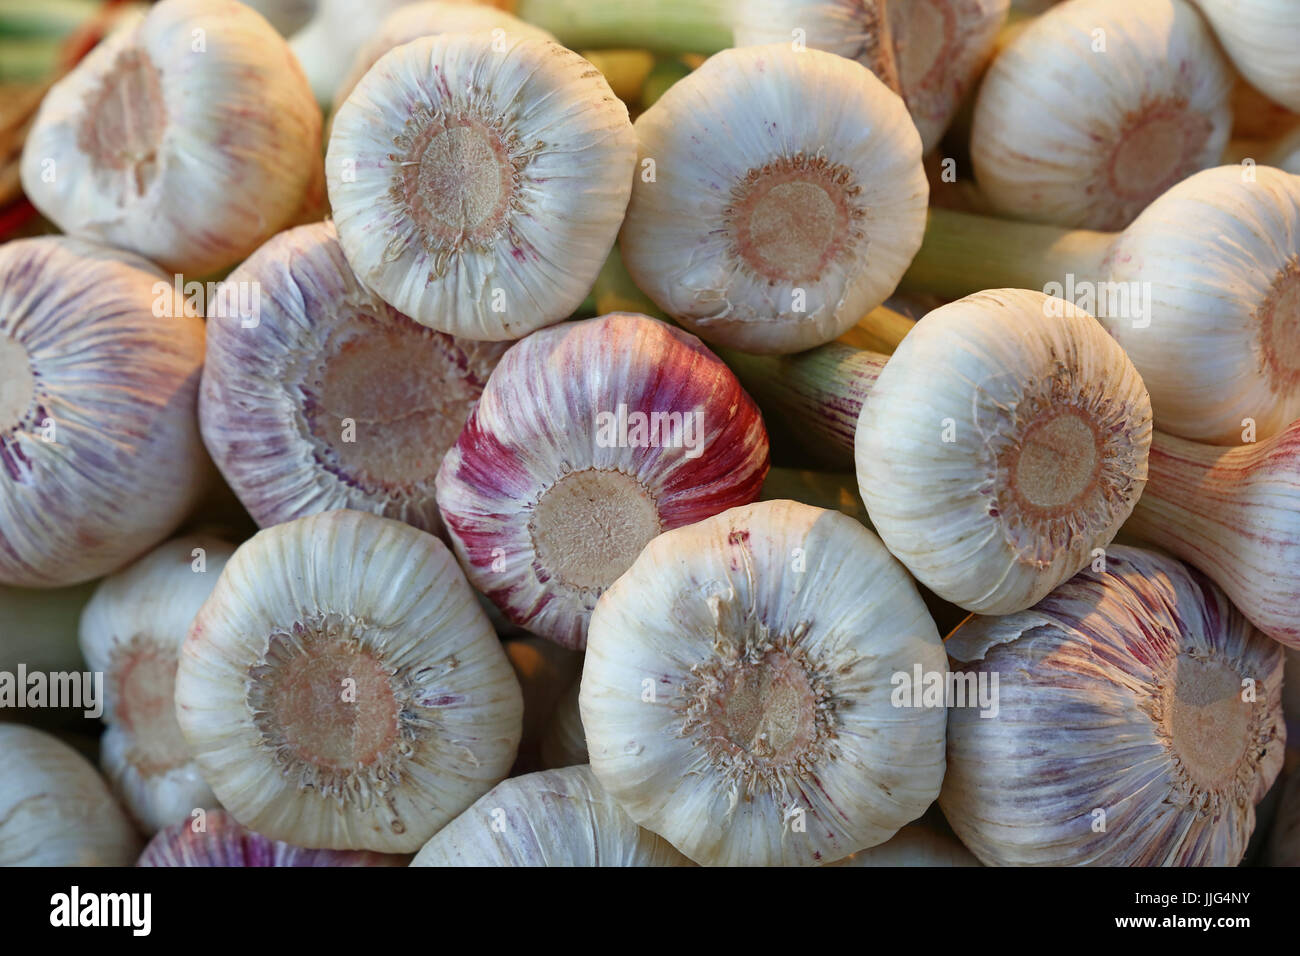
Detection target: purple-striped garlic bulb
<box><xmin>326</xmin><ymin>32</ymin><xmax>636</xmax><ymax>341</ymax></box>
<box><xmin>435</xmin><ymin>313</ymin><xmax>771</xmax><ymax>649</ymax></box>
<box><xmin>941</xmin><ymin>546</ymin><xmax>1286</xmax><ymax>866</ymax></box>
<box><xmin>79</xmin><ymin>534</ymin><xmax>235</xmax><ymax>834</ymax></box>
<box><xmin>139</xmin><ymin>810</ymin><xmax>407</xmax><ymax>866</ymax></box>
<box><xmin>200</xmin><ymin>221</ymin><xmax>508</xmax><ymax>537</ymax></box>
<box><xmin>0</xmin><ymin>237</ymin><xmax>206</xmax><ymax>588</ymax></box>
<box><xmin>20</xmin><ymin>0</ymin><xmax>322</xmax><ymax>276</ymax></box>
<box><xmin>175</xmin><ymin>509</ymin><xmax>524</xmax><ymax>853</ymax></box>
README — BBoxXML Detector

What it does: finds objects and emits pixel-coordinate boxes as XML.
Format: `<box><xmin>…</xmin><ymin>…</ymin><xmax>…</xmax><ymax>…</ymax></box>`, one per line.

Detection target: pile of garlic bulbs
<box><xmin>1</xmin><ymin>0</ymin><xmax>1298</xmax><ymax>871</ymax></box>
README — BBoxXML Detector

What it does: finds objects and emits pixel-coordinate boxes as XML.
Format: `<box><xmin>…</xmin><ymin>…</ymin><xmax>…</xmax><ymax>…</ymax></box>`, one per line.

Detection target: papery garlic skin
<box><xmin>829</xmin><ymin>823</ymin><xmax>980</xmax><ymax>867</ymax></box>
<box><xmin>175</xmin><ymin>510</ymin><xmax>522</xmax><ymax>853</ymax></box>
<box><xmin>1103</xmin><ymin>165</ymin><xmax>1300</xmax><ymax>444</ymax></box>
<box><xmin>139</xmin><ymin>809</ymin><xmax>407</xmax><ymax>866</ymax></box>
<box><xmin>411</xmin><ymin>765</ymin><xmax>692</xmax><ymax>866</ymax></box>
<box><xmin>1194</xmin><ymin>0</ymin><xmax>1300</xmax><ymax>113</ymax></box>
<box><xmin>333</xmin><ymin>1</ymin><xmax>555</xmax><ymax>106</ymax></box>
<box><xmin>581</xmin><ymin>500</ymin><xmax>947</xmax><ymax>867</ymax></box>
<box><xmin>20</xmin><ymin>0</ymin><xmax>323</xmax><ymax>276</ymax></box>
<box><xmin>941</xmin><ymin>546</ymin><xmax>1285</xmax><ymax>867</ymax></box>
<box><xmin>0</xmin><ymin>725</ymin><xmax>141</xmax><ymax>866</ymax></box>
<box><xmin>972</xmin><ymin>0</ymin><xmax>1232</xmax><ymax>230</ymax></box>
<box><xmin>200</xmin><ymin>222</ymin><xmax>507</xmax><ymax>538</ymax></box>
<box><xmin>79</xmin><ymin>535</ymin><xmax>234</xmax><ymax>834</ymax></box>
<box><xmin>435</xmin><ymin>313</ymin><xmax>770</xmax><ymax>649</ymax></box>
<box><xmin>327</xmin><ymin>33</ymin><xmax>635</xmax><ymax>341</ymax></box>
<box><xmin>856</xmin><ymin>289</ymin><xmax>1152</xmax><ymax>615</ymax></box>
<box><xmin>0</xmin><ymin>237</ymin><xmax>206</xmax><ymax>588</ymax></box>
<box><xmin>620</xmin><ymin>44</ymin><xmax>928</xmax><ymax>354</ymax></box>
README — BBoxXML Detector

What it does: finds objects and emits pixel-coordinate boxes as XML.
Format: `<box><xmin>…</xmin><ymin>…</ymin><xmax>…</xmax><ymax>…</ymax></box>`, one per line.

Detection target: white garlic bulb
<box><xmin>972</xmin><ymin>0</ymin><xmax>1233</xmax><ymax>230</ymax></box>
<box><xmin>332</xmin><ymin>0</ymin><xmax>555</xmax><ymax>106</ymax></box>
<box><xmin>581</xmin><ymin>499</ymin><xmax>948</xmax><ymax>867</ymax></box>
<box><xmin>20</xmin><ymin>0</ymin><xmax>323</xmax><ymax>276</ymax></box>
<box><xmin>79</xmin><ymin>534</ymin><xmax>235</xmax><ymax>834</ymax></box>
<box><xmin>0</xmin><ymin>237</ymin><xmax>207</xmax><ymax>588</ymax></box>
<box><xmin>1193</xmin><ymin>0</ymin><xmax>1300</xmax><ymax>113</ymax></box>
<box><xmin>411</xmin><ymin>766</ymin><xmax>692</xmax><ymax>866</ymax></box>
<box><xmin>941</xmin><ymin>546</ymin><xmax>1285</xmax><ymax>866</ymax></box>
<box><xmin>0</xmin><ymin>725</ymin><xmax>141</xmax><ymax>866</ymax></box>
<box><xmin>200</xmin><ymin>221</ymin><xmax>508</xmax><ymax>538</ymax></box>
<box><xmin>829</xmin><ymin>823</ymin><xmax>980</xmax><ymax>867</ymax></box>
<box><xmin>175</xmin><ymin>509</ymin><xmax>523</xmax><ymax>853</ymax></box>
<box><xmin>619</xmin><ymin>43</ymin><xmax>928</xmax><ymax>354</ymax></box>
<box><xmin>327</xmin><ymin>33</ymin><xmax>636</xmax><ymax>341</ymax></box>
<box><xmin>856</xmin><ymin>289</ymin><xmax>1152</xmax><ymax>615</ymax></box>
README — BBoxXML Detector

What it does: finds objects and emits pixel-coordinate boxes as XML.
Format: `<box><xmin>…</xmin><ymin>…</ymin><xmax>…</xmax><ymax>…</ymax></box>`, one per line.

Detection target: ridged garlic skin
<box><xmin>1103</xmin><ymin>166</ymin><xmax>1300</xmax><ymax>444</ymax></box>
<box><xmin>411</xmin><ymin>766</ymin><xmax>692</xmax><ymax>866</ymax></box>
<box><xmin>0</xmin><ymin>725</ymin><xmax>141</xmax><ymax>866</ymax></box>
<box><xmin>1194</xmin><ymin>0</ymin><xmax>1300</xmax><ymax>112</ymax></box>
<box><xmin>856</xmin><ymin>289</ymin><xmax>1152</xmax><ymax>615</ymax></box>
<box><xmin>829</xmin><ymin>823</ymin><xmax>980</xmax><ymax>867</ymax></box>
<box><xmin>972</xmin><ymin>0</ymin><xmax>1232</xmax><ymax>230</ymax></box>
<box><xmin>200</xmin><ymin>222</ymin><xmax>508</xmax><ymax>538</ymax></box>
<box><xmin>435</xmin><ymin>314</ymin><xmax>770</xmax><ymax>649</ymax></box>
<box><xmin>327</xmin><ymin>34</ymin><xmax>636</xmax><ymax>340</ymax></box>
<box><xmin>620</xmin><ymin>44</ymin><xmax>928</xmax><ymax>354</ymax></box>
<box><xmin>139</xmin><ymin>810</ymin><xmax>407</xmax><ymax>866</ymax></box>
<box><xmin>0</xmin><ymin>238</ymin><xmax>206</xmax><ymax>588</ymax></box>
<box><xmin>20</xmin><ymin>0</ymin><xmax>323</xmax><ymax>276</ymax></box>
<box><xmin>941</xmin><ymin>547</ymin><xmax>1286</xmax><ymax>867</ymax></box>
<box><xmin>333</xmin><ymin>1</ymin><xmax>555</xmax><ymax>106</ymax></box>
<box><xmin>175</xmin><ymin>510</ymin><xmax>524</xmax><ymax>853</ymax></box>
<box><xmin>79</xmin><ymin>535</ymin><xmax>235</xmax><ymax>834</ymax></box>
<box><xmin>582</xmin><ymin>500</ymin><xmax>948</xmax><ymax>867</ymax></box>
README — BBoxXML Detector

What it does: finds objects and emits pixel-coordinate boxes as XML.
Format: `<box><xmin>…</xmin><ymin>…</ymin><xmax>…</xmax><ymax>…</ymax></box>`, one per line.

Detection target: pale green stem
<box><xmin>515</xmin><ymin>0</ymin><xmax>733</xmax><ymax>55</ymax></box>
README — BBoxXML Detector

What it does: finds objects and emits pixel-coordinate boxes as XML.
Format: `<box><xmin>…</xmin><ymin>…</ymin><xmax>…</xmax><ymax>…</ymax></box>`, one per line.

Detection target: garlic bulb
<box><xmin>0</xmin><ymin>725</ymin><xmax>141</xmax><ymax>866</ymax></box>
<box><xmin>619</xmin><ymin>44</ymin><xmax>928</xmax><ymax>354</ymax></box>
<box><xmin>581</xmin><ymin>499</ymin><xmax>947</xmax><ymax>867</ymax></box>
<box><xmin>139</xmin><ymin>810</ymin><xmax>407</xmax><ymax>866</ymax></box>
<box><xmin>856</xmin><ymin>289</ymin><xmax>1152</xmax><ymax>615</ymax></box>
<box><xmin>200</xmin><ymin>221</ymin><xmax>508</xmax><ymax>538</ymax></box>
<box><xmin>504</xmin><ymin>635</ymin><xmax>583</xmax><ymax>773</ymax></box>
<box><xmin>326</xmin><ymin>33</ymin><xmax>636</xmax><ymax>341</ymax></box>
<box><xmin>333</xmin><ymin>1</ymin><xmax>555</xmax><ymax>107</ymax></box>
<box><xmin>1193</xmin><ymin>0</ymin><xmax>1300</xmax><ymax>113</ymax></box>
<box><xmin>20</xmin><ymin>0</ymin><xmax>323</xmax><ymax>276</ymax></box>
<box><xmin>1124</xmin><ymin>420</ymin><xmax>1300</xmax><ymax>649</ymax></box>
<box><xmin>435</xmin><ymin>313</ymin><xmax>770</xmax><ymax>649</ymax></box>
<box><xmin>411</xmin><ymin>766</ymin><xmax>692</xmax><ymax>865</ymax></box>
<box><xmin>0</xmin><ymin>237</ymin><xmax>206</xmax><ymax>588</ymax></box>
<box><xmin>79</xmin><ymin>534</ymin><xmax>235</xmax><ymax>834</ymax></box>
<box><xmin>972</xmin><ymin>0</ymin><xmax>1232</xmax><ymax>230</ymax></box>
<box><xmin>829</xmin><ymin>823</ymin><xmax>980</xmax><ymax>867</ymax></box>
<box><xmin>942</xmin><ymin>546</ymin><xmax>1285</xmax><ymax>866</ymax></box>
<box><xmin>175</xmin><ymin>509</ymin><xmax>524</xmax><ymax>852</ymax></box>
<box><xmin>902</xmin><ymin>166</ymin><xmax>1300</xmax><ymax>445</ymax></box>
<box><xmin>539</xmin><ymin>676</ymin><xmax>586</xmax><ymax>769</ymax></box>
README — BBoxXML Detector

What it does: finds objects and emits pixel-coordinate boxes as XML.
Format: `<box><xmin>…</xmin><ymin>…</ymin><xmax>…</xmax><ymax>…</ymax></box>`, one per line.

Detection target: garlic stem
<box><xmin>513</xmin><ymin>0</ymin><xmax>733</xmax><ymax>55</ymax></box>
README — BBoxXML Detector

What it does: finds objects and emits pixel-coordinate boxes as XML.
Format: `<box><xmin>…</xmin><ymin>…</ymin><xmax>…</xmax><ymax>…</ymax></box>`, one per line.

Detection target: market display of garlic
<box><xmin>327</xmin><ymin>33</ymin><xmax>635</xmax><ymax>341</ymax></box>
<box><xmin>78</xmin><ymin>534</ymin><xmax>234</xmax><ymax>834</ymax></box>
<box><xmin>581</xmin><ymin>499</ymin><xmax>948</xmax><ymax>867</ymax></box>
<box><xmin>0</xmin><ymin>237</ymin><xmax>206</xmax><ymax>589</ymax></box>
<box><xmin>138</xmin><ymin>809</ymin><xmax>407</xmax><ymax>866</ymax></box>
<box><xmin>903</xmin><ymin>165</ymin><xmax>1300</xmax><ymax>446</ymax></box>
<box><xmin>174</xmin><ymin>509</ymin><xmax>524</xmax><ymax>853</ymax></box>
<box><xmin>435</xmin><ymin>313</ymin><xmax>770</xmax><ymax>649</ymax></box>
<box><xmin>941</xmin><ymin>546</ymin><xmax>1285</xmax><ymax>866</ymax></box>
<box><xmin>972</xmin><ymin>0</ymin><xmax>1232</xmax><ymax>230</ymax></box>
<box><xmin>200</xmin><ymin>221</ymin><xmax>508</xmax><ymax>538</ymax></box>
<box><xmin>620</xmin><ymin>44</ymin><xmax>927</xmax><ymax>354</ymax></box>
<box><xmin>829</xmin><ymin>823</ymin><xmax>981</xmax><ymax>867</ymax></box>
<box><xmin>1193</xmin><ymin>0</ymin><xmax>1300</xmax><ymax>113</ymax></box>
<box><xmin>0</xmin><ymin>725</ymin><xmax>141</xmax><ymax>866</ymax></box>
<box><xmin>332</xmin><ymin>1</ymin><xmax>555</xmax><ymax>107</ymax></box>
<box><xmin>856</xmin><ymin>289</ymin><xmax>1152</xmax><ymax>615</ymax></box>
<box><xmin>19</xmin><ymin>0</ymin><xmax>322</xmax><ymax>276</ymax></box>
<box><xmin>411</xmin><ymin>765</ymin><xmax>692</xmax><ymax>865</ymax></box>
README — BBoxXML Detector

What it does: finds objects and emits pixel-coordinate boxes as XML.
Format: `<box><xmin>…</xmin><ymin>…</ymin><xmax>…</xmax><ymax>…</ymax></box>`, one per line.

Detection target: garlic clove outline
<box><xmin>1193</xmin><ymin>0</ymin><xmax>1300</xmax><ymax>114</ymax></box>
